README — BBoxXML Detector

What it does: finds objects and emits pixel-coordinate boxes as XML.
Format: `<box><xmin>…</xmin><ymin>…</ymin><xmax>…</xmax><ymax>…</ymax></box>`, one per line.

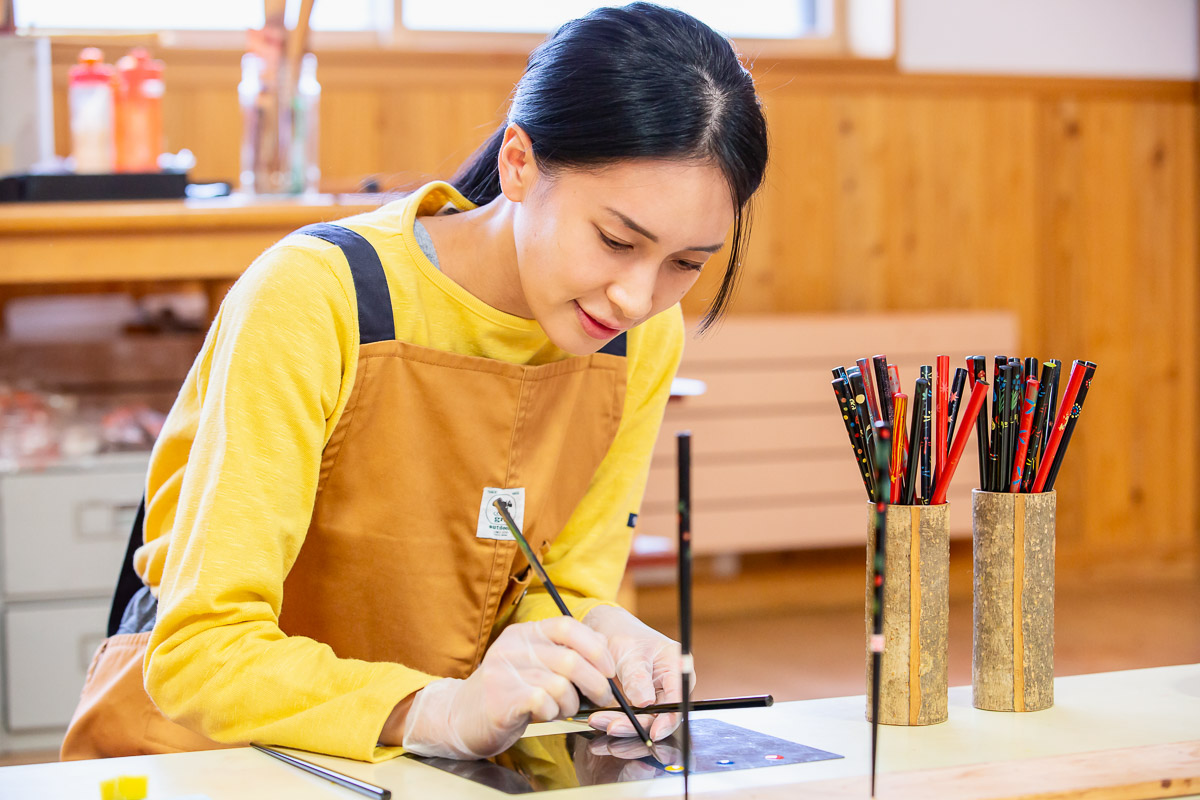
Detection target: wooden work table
<box><xmin>1</xmin><ymin>665</ymin><xmax>1196</xmax><ymax>799</ymax></box>
<box><xmin>0</xmin><ymin>194</ymin><xmax>385</xmax><ymax>285</ymax></box>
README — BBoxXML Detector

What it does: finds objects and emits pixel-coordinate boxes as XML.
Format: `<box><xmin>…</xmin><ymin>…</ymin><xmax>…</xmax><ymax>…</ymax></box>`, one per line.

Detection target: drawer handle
<box><xmin>74</xmin><ymin>500</ymin><xmax>140</xmax><ymax>542</ymax></box>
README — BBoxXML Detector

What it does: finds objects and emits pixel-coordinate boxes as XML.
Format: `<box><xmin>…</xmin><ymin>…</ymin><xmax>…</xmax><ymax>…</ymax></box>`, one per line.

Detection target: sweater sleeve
<box><xmin>509</xmin><ymin>304</ymin><xmax>684</xmax><ymax>625</ymax></box>
<box><xmin>143</xmin><ymin>244</ymin><xmax>433</xmax><ymax>762</ymax></box>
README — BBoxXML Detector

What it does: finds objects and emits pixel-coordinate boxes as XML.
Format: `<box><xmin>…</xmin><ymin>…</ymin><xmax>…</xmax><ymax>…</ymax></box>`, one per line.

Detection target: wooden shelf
<box><xmin>0</xmin><ymin>194</ymin><xmax>384</xmax><ymax>285</ymax></box>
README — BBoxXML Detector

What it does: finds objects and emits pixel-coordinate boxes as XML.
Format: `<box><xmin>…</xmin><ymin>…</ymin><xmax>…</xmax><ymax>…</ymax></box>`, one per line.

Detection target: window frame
<box><xmin>19</xmin><ymin>0</ymin><xmax>894</xmax><ymax>64</ymax></box>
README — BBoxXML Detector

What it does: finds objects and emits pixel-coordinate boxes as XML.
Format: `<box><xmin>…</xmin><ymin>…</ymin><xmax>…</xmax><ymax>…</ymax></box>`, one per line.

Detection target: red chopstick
<box><xmin>930</xmin><ymin>378</ymin><xmax>989</xmax><ymax>505</ymax></box>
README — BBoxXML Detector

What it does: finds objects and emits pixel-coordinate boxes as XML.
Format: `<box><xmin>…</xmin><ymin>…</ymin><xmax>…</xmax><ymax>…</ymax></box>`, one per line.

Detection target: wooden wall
<box><xmin>46</xmin><ymin>46</ymin><xmax>1199</xmax><ymax>570</ymax></box>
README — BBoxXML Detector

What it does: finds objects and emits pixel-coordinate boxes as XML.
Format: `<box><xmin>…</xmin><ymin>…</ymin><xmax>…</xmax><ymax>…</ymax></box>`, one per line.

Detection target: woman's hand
<box><xmin>396</xmin><ymin>617</ymin><xmax>616</xmax><ymax>759</ymax></box>
<box><xmin>581</xmin><ymin>604</ymin><xmax>692</xmax><ymax>741</ymax></box>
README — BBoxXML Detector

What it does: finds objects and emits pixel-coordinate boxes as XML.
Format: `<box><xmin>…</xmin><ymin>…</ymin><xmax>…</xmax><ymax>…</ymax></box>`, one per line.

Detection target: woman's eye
<box><xmin>599</xmin><ymin>231</ymin><xmax>633</xmax><ymax>251</ymax></box>
<box><xmin>677</xmin><ymin>260</ymin><xmax>704</xmax><ymax>272</ymax></box>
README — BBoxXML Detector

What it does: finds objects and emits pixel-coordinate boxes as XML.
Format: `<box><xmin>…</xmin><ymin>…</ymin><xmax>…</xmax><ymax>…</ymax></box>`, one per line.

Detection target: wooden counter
<box><xmin>0</xmin><ymin>195</ymin><xmax>384</xmax><ymax>285</ymax></box>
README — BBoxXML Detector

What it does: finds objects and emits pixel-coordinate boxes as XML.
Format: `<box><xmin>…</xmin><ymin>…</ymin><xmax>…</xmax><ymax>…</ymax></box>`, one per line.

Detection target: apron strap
<box><xmin>106</xmin><ymin>223</ymin><xmax>627</xmax><ymax>635</ymax></box>
<box><xmin>295</xmin><ymin>223</ymin><xmax>397</xmax><ymax>344</ymax></box>
<box><xmin>107</xmin><ymin>496</ymin><xmax>147</xmax><ymax>637</ymax></box>
<box><xmin>598</xmin><ymin>332</ymin><xmax>627</xmax><ymax>357</ymax></box>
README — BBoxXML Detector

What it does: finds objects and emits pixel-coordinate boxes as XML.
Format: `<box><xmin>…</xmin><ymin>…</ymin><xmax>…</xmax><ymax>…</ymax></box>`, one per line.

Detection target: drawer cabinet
<box><xmin>2</xmin><ymin>464</ymin><xmax>143</xmax><ymax>599</ymax></box>
<box><xmin>4</xmin><ymin>602</ymin><xmax>108</xmax><ymax>731</ymax></box>
<box><xmin>0</xmin><ymin>453</ymin><xmax>148</xmax><ymax>752</ymax></box>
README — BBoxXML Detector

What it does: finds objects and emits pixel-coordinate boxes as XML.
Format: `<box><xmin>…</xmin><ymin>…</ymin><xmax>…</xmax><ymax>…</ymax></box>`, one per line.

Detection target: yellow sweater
<box><xmin>138</xmin><ymin>182</ymin><xmax>683</xmax><ymax>761</ymax></box>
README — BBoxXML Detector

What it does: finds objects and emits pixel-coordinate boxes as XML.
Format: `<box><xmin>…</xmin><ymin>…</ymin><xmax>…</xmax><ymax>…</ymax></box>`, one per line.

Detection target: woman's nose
<box><xmin>606</xmin><ymin>261</ymin><xmax>656</xmax><ymax>321</ymax></box>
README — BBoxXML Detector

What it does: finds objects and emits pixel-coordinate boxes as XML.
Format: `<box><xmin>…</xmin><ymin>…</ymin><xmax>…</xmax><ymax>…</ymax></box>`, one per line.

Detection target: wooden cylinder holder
<box><xmin>972</xmin><ymin>490</ymin><xmax>1056</xmax><ymax>712</ymax></box>
<box><xmin>865</xmin><ymin>503</ymin><xmax>950</xmax><ymax>726</ymax></box>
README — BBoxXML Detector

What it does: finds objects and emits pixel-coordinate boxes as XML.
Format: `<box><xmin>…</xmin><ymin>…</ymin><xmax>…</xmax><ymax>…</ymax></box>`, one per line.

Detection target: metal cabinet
<box><xmin>0</xmin><ymin>453</ymin><xmax>146</xmax><ymax>754</ymax></box>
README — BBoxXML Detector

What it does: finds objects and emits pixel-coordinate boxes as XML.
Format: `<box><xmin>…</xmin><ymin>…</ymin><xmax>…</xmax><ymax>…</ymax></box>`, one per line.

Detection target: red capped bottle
<box><xmin>114</xmin><ymin>48</ymin><xmax>165</xmax><ymax>173</ymax></box>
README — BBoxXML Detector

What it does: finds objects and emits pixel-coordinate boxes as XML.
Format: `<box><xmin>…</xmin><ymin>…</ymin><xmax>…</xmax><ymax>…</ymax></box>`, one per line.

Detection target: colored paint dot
<box><xmin>665</xmin><ymin>764</ymin><xmax>684</xmax><ymax>773</ymax></box>
<box><xmin>716</xmin><ymin>759</ymin><xmax>735</xmax><ymax>765</ymax></box>
<box><xmin>765</xmin><ymin>754</ymin><xmax>784</xmax><ymax>760</ymax></box>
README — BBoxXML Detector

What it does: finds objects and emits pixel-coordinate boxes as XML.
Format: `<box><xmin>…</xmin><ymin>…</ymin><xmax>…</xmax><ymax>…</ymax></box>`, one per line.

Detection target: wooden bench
<box><xmin>633</xmin><ymin>311</ymin><xmax>1018</xmax><ymax>562</ymax></box>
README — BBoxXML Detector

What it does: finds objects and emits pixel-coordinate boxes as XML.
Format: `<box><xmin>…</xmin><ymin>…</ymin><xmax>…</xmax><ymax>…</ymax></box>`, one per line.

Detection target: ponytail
<box><xmin>451</xmin><ymin>125</ymin><xmax>506</xmax><ymax>206</ymax></box>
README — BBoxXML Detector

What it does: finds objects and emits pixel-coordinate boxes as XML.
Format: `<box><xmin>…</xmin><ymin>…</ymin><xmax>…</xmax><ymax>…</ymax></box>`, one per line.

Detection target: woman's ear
<box><xmin>497</xmin><ymin>123</ymin><xmax>539</xmax><ymax>202</ymax></box>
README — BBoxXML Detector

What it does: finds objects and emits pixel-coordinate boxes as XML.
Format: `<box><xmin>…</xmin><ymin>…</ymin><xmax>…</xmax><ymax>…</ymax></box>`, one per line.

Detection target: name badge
<box><xmin>476</xmin><ymin>487</ymin><xmax>525</xmax><ymax>541</ymax></box>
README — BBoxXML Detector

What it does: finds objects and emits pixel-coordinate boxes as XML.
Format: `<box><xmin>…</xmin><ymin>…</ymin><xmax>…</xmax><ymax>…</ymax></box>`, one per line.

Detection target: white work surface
<box><xmin>2</xmin><ymin>665</ymin><xmax>1197</xmax><ymax>799</ymax></box>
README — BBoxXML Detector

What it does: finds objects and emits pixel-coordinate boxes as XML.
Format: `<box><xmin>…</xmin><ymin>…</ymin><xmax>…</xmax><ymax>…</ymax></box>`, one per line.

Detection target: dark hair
<box><xmin>452</xmin><ymin>2</ymin><xmax>769</xmax><ymax>331</ymax></box>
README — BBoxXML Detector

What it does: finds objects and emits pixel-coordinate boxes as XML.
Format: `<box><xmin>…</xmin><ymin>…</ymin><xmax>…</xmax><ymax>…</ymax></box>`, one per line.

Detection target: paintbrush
<box><xmin>491</xmin><ymin>499</ymin><xmax>654</xmax><ymax>750</ymax></box>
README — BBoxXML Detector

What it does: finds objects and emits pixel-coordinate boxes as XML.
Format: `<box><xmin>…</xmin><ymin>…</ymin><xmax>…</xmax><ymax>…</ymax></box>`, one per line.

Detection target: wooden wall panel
<box><xmin>42</xmin><ymin>45</ymin><xmax>1198</xmax><ymax>568</ymax></box>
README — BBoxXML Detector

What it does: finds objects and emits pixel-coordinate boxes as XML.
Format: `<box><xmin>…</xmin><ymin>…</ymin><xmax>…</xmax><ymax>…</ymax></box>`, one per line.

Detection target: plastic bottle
<box><xmin>68</xmin><ymin>48</ymin><xmax>115</xmax><ymax>173</ymax></box>
<box><xmin>114</xmin><ymin>48</ymin><xmax>165</xmax><ymax>173</ymax></box>
<box><xmin>290</xmin><ymin>52</ymin><xmax>320</xmax><ymax>194</ymax></box>
<box><xmin>237</xmin><ymin>52</ymin><xmax>266</xmax><ymax>193</ymax></box>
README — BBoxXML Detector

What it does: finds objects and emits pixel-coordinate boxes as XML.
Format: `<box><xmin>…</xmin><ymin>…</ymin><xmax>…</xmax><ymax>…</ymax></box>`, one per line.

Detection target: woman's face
<box><xmin>509</xmin><ymin>155</ymin><xmax>736</xmax><ymax>355</ymax></box>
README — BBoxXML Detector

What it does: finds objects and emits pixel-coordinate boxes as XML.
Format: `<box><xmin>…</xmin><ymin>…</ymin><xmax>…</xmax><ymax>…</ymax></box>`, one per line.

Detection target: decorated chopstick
<box><xmin>677</xmin><ymin>431</ymin><xmax>693</xmax><ymax>797</ymax></box>
<box><xmin>1042</xmin><ymin>361</ymin><xmax>1097</xmax><ymax>491</ymax></box>
<box><xmin>868</xmin><ymin>419</ymin><xmax>891</xmax><ymax>797</ymax></box>
<box><xmin>1009</xmin><ymin>376</ymin><xmax>1040</xmax><ymax>492</ymax></box>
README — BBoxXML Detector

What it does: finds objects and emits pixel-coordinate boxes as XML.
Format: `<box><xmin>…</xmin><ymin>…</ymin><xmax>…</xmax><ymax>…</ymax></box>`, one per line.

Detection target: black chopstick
<box><xmin>575</xmin><ymin>694</ymin><xmax>773</xmax><ymax>717</ymax></box>
<box><xmin>677</xmin><ymin>431</ymin><xmax>693</xmax><ymax>798</ymax></box>
<box><xmin>250</xmin><ymin>743</ymin><xmax>390</xmax><ymax>800</ymax></box>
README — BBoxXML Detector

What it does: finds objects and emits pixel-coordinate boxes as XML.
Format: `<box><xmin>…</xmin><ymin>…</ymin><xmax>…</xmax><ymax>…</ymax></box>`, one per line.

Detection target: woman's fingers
<box><xmin>649</xmin><ymin>711</ymin><xmax>680</xmax><ymax>740</ymax></box>
<box><xmin>648</xmin><ymin>669</ymin><xmax>683</xmax><ymax>740</ymax></box>
<box><xmin>538</xmin><ymin>617</ymin><xmax>616</xmax><ymax>677</ymax></box>
<box><xmin>602</xmin><ymin>712</ymin><xmax>654</xmax><ymax>737</ymax></box>
<box><xmin>615</xmin><ymin>662</ymin><xmax>657</xmax><ymax>707</ymax></box>
<box><xmin>586</xmin><ymin>710</ymin><xmax>623</xmax><ymax>732</ymax></box>
<box><xmin>522</xmin><ymin>684</ymin><xmax>563</xmax><ymax>723</ymax></box>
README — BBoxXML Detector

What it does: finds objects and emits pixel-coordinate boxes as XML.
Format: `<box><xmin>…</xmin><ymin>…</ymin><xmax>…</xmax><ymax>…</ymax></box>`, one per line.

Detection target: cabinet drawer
<box><xmin>1</xmin><ymin>463</ymin><xmax>146</xmax><ymax>599</ymax></box>
<box><xmin>4</xmin><ymin>602</ymin><xmax>109</xmax><ymax>731</ymax></box>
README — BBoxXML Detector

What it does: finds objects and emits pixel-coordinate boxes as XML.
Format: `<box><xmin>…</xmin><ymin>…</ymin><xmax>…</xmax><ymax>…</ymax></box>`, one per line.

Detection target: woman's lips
<box><xmin>575</xmin><ymin>302</ymin><xmax>621</xmax><ymax>340</ymax></box>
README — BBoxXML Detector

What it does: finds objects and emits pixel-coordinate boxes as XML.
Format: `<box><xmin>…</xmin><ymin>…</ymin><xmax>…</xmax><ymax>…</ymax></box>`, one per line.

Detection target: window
<box><xmin>14</xmin><ymin>0</ymin><xmax>387</xmax><ymax>33</ymax></box>
<box><xmin>401</xmin><ymin>0</ymin><xmax>831</xmax><ymax>41</ymax></box>
<box><xmin>14</xmin><ymin>0</ymin><xmax>884</xmax><ymax>59</ymax></box>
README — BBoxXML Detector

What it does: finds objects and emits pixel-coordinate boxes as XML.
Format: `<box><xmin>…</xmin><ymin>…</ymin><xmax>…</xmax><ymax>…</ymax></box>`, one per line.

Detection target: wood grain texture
<box><xmin>1021</xmin><ymin>492</ymin><xmax>1057</xmax><ymax>713</ymax></box>
<box><xmin>33</xmin><ymin>45</ymin><xmax>1199</xmax><ymax>570</ymax></box>
<box><xmin>973</xmin><ymin>490</ymin><xmax>1056</xmax><ymax>712</ymax></box>
<box><xmin>866</xmin><ymin>503</ymin><xmax>948</xmax><ymax>726</ymax></box>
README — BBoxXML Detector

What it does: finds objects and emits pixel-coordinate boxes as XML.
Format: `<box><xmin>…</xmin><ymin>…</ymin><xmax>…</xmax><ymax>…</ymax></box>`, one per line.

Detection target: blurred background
<box><xmin>0</xmin><ymin>0</ymin><xmax>1196</xmax><ymax>764</ymax></box>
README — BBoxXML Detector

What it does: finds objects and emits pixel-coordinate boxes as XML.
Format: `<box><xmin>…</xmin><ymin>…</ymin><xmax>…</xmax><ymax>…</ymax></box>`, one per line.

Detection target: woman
<box><xmin>63</xmin><ymin>2</ymin><xmax>768</xmax><ymax>763</ymax></box>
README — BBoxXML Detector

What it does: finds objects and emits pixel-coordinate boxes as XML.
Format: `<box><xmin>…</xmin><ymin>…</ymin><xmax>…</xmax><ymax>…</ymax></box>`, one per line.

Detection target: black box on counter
<box><xmin>0</xmin><ymin>170</ymin><xmax>188</xmax><ymax>202</ymax></box>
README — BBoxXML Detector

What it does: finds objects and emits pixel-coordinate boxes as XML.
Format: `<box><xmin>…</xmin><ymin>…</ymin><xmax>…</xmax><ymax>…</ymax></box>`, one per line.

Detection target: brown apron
<box><xmin>62</xmin><ymin>222</ymin><xmax>627</xmax><ymax>759</ymax></box>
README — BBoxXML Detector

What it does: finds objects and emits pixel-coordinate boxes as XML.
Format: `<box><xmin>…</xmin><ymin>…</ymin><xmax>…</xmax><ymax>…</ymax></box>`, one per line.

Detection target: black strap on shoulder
<box><xmin>599</xmin><ymin>332</ymin><xmax>627</xmax><ymax>357</ymax></box>
<box><xmin>107</xmin><ymin>496</ymin><xmax>147</xmax><ymax>637</ymax></box>
<box><xmin>295</xmin><ymin>223</ymin><xmax>396</xmax><ymax>344</ymax></box>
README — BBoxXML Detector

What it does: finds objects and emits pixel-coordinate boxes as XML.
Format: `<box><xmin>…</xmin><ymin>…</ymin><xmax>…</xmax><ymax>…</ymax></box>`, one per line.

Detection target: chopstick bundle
<box><xmin>962</xmin><ymin>356</ymin><xmax>1096</xmax><ymax>494</ymax></box>
<box><xmin>832</xmin><ymin>352</ymin><xmax>1095</xmax><ymax>500</ymax></box>
<box><xmin>830</xmin><ymin>350</ymin><xmax>1101</xmax><ymax>501</ymax></box>
<box><xmin>830</xmin><ymin>353</ymin><xmax>989</xmax><ymax>506</ymax></box>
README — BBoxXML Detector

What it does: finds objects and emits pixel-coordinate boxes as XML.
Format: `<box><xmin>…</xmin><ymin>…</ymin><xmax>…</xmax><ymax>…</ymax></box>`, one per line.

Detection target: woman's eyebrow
<box><xmin>604</xmin><ymin>206</ymin><xmax>725</xmax><ymax>253</ymax></box>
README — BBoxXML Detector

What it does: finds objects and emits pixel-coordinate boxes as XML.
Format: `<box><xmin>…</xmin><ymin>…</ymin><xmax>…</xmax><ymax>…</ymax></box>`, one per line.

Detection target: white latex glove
<box><xmin>582</xmin><ymin>604</ymin><xmax>692</xmax><ymax>741</ymax></box>
<box><xmin>402</xmin><ymin>617</ymin><xmax>616</xmax><ymax>759</ymax></box>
